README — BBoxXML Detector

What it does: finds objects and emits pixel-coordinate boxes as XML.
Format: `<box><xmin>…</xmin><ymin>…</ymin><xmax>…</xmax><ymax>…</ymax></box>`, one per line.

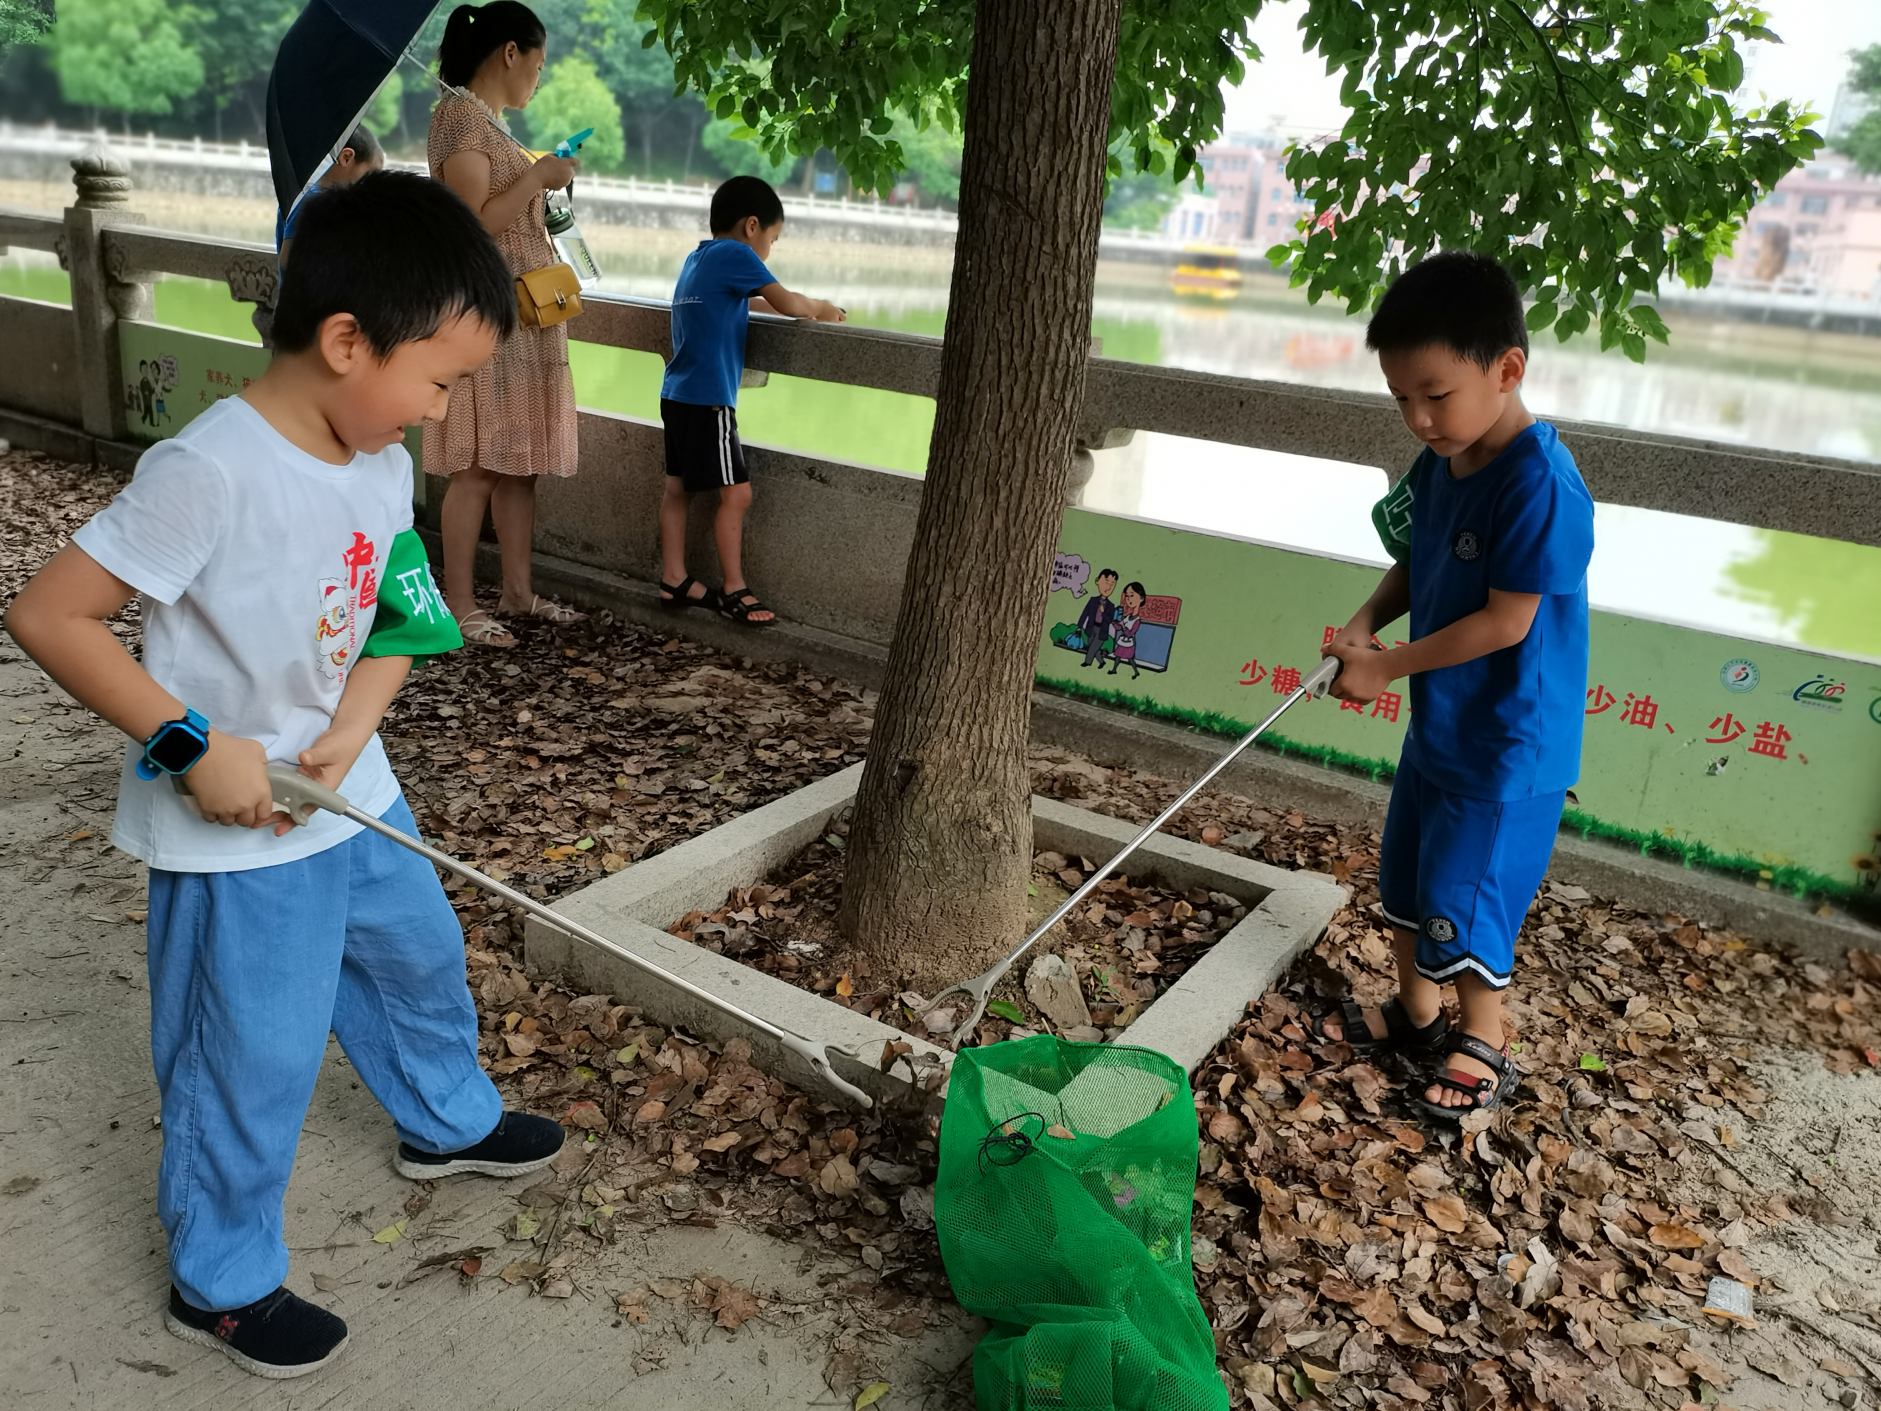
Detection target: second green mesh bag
<box><xmin>935</xmin><ymin>1035</ymin><xmax>1226</xmax><ymax>1411</ymax></box>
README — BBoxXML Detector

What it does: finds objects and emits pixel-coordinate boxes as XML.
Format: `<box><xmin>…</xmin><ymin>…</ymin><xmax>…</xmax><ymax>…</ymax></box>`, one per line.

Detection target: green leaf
<box><xmin>1579</xmin><ymin>1053</ymin><xmax>1607</xmax><ymax>1072</ymax></box>
<box><xmin>371</xmin><ymin>1218</ymin><xmax>408</xmax><ymax>1244</ymax></box>
<box><xmin>855</xmin><ymin>1384</ymin><xmax>891</xmax><ymax>1411</ymax></box>
<box><xmin>987</xmin><ymin>999</ymin><xmax>1025</xmax><ymax>1023</ymax></box>
<box><xmin>616</xmin><ymin>1043</ymin><xmax>640</xmax><ymax>1066</ymax></box>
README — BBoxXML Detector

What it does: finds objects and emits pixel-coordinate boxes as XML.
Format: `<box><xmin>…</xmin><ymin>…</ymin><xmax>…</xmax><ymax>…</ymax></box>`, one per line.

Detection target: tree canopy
<box><xmin>0</xmin><ymin>0</ymin><xmax>52</xmax><ymax>51</ymax></box>
<box><xmin>47</xmin><ymin>0</ymin><xmax>205</xmax><ymax>119</ymax></box>
<box><xmin>1844</xmin><ymin>43</ymin><xmax>1881</xmax><ymax>176</ymax></box>
<box><xmin>637</xmin><ymin>0</ymin><xmax>1820</xmax><ymax>362</ymax></box>
<box><xmin>523</xmin><ymin>53</ymin><xmax>627</xmax><ymax>169</ymax></box>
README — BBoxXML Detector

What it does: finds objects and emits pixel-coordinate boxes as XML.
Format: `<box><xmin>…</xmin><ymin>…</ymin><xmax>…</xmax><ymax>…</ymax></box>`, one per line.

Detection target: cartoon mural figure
<box><xmin>128</xmin><ymin>356</ymin><xmax>179</xmax><ymax>430</ymax></box>
<box><xmin>1046</xmin><ymin>557</ymin><xmax>1181</xmax><ymax>675</ymax></box>
<box><xmin>136</xmin><ymin>360</ymin><xmax>156</xmax><ymax>427</ymax></box>
<box><xmin>1109</xmin><ymin>581</ymin><xmax>1145</xmax><ymax>679</ymax></box>
<box><xmin>1075</xmin><ymin>568</ymin><xmax>1119</xmax><ymax>668</ymax></box>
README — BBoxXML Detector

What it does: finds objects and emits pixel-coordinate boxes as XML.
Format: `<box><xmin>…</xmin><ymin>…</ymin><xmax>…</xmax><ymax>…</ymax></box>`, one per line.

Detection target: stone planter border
<box><xmin>524</xmin><ymin>763</ymin><xmax>1345</xmax><ymax>1106</ymax></box>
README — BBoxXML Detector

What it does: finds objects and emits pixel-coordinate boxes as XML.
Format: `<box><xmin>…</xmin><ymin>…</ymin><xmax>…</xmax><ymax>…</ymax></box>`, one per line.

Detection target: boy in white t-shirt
<box><xmin>6</xmin><ymin>172</ymin><xmax>566</xmax><ymax>1379</ymax></box>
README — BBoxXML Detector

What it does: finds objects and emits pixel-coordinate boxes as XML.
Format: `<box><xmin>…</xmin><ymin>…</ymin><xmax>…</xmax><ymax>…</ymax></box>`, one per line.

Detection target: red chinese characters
<box><xmin>1706</xmin><ymin>713</ymin><xmax>1746</xmax><ymax>745</ymax></box>
<box><xmin>1271</xmin><ymin>666</ymin><xmax>1302</xmax><ymax>696</ymax></box>
<box><xmin>1238</xmin><ymin>659</ymin><xmax>1269</xmax><ymax>687</ymax></box>
<box><xmin>1372</xmin><ymin>692</ymin><xmax>1402</xmax><ymax>723</ymax></box>
<box><xmin>1585</xmin><ymin>685</ymin><xmax>1616</xmax><ymax>715</ymax></box>
<box><xmin>1620</xmin><ymin>692</ymin><xmax>1658</xmax><ymax>729</ymax></box>
<box><xmin>1748</xmin><ymin>722</ymin><xmax>1791</xmax><ymax>760</ymax></box>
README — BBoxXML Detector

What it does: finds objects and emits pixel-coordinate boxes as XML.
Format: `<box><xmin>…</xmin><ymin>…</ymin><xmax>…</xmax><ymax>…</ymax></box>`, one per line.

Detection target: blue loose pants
<box><xmin>146</xmin><ymin>795</ymin><xmax>501</xmax><ymax>1311</ymax></box>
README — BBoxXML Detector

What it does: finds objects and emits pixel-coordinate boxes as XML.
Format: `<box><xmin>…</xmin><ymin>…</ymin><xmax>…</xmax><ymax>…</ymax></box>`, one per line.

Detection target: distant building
<box><xmin>1161</xmin><ymin>136</ymin><xmax>1313</xmax><ymax>247</ymax></box>
<box><xmin>1712</xmin><ymin>152</ymin><xmax>1881</xmax><ymax>299</ymax></box>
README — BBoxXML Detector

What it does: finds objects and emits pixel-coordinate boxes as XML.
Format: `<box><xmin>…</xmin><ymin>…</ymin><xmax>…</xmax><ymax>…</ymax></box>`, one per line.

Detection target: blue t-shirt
<box><xmin>1398</xmin><ymin>421</ymin><xmax>1595</xmax><ymax>802</ymax></box>
<box><xmin>661</xmin><ymin>239</ymin><xmax>777</xmax><ymax>408</ymax></box>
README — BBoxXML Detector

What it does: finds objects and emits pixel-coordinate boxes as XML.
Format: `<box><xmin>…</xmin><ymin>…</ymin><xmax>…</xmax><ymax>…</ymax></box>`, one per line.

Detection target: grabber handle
<box><xmin>264</xmin><ymin>764</ymin><xmax>351</xmax><ymax>827</ymax></box>
<box><xmin>1300</xmin><ymin>653</ymin><xmax>1343</xmax><ymax>699</ymax></box>
<box><xmin>170</xmin><ymin>764</ymin><xmax>353</xmax><ymax>825</ymax></box>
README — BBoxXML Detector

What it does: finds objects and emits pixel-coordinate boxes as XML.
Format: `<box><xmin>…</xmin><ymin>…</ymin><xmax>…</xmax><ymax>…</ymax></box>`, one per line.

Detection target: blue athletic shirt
<box><xmin>661</xmin><ymin>239</ymin><xmax>777</xmax><ymax>408</ymax></box>
<box><xmin>1398</xmin><ymin>421</ymin><xmax>1594</xmax><ymax>802</ymax></box>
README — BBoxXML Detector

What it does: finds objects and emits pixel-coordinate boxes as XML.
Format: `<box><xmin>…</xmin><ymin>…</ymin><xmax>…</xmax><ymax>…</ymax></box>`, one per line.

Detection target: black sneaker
<box><xmin>394</xmin><ymin>1110</ymin><xmax>566</xmax><ymax>1180</ymax></box>
<box><xmin>165</xmin><ymin>1285</ymin><xmax>348</xmax><ymax>1379</ymax></box>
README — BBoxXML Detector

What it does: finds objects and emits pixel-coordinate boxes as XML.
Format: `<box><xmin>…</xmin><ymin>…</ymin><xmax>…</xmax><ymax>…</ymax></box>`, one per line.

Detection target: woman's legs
<box><xmin>439</xmin><ymin>463</ymin><xmax>501</xmax><ymax>623</ymax></box>
<box><xmin>490</xmin><ymin>473</ymin><xmax>541</xmax><ymax>613</ymax></box>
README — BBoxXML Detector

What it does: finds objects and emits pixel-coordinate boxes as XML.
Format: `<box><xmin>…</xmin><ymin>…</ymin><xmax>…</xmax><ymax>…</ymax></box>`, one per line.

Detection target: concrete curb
<box><xmin>526</xmin><ymin>767</ymin><xmax>1345</xmax><ymax>1102</ymax></box>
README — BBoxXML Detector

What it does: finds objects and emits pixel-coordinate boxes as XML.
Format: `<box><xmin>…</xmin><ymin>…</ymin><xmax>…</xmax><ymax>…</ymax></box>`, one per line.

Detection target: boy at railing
<box><xmin>5</xmin><ymin>172</ymin><xmax>567</xmax><ymax>1379</ymax></box>
<box><xmin>1314</xmin><ymin>252</ymin><xmax>1594</xmax><ymax>1123</ymax></box>
<box><xmin>657</xmin><ymin>174</ymin><xmax>846</xmax><ymax>626</ymax></box>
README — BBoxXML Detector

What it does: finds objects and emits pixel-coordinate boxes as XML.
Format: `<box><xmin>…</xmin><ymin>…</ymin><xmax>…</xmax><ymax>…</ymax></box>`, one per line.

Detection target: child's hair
<box><xmin>1122</xmin><ymin>581</ymin><xmax>1145</xmax><ymax>603</ymax></box>
<box><xmin>437</xmin><ymin>1</ymin><xmax>545</xmax><ymax>88</ymax></box>
<box><xmin>1365</xmin><ymin>251</ymin><xmax>1528</xmax><ymax>369</ymax></box>
<box><xmin>337</xmin><ymin>124</ymin><xmax>383</xmax><ymax>167</ymax></box>
<box><xmin>710</xmin><ymin>175</ymin><xmax>785</xmax><ymax>235</ymax></box>
<box><xmin>272</xmin><ymin>170</ymin><xmax>517</xmax><ymax>357</ymax></box>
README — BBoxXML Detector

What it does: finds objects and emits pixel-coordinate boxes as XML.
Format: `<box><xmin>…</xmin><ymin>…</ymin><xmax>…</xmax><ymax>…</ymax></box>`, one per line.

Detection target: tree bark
<box><xmin>838</xmin><ymin>0</ymin><xmax>1121</xmax><ymax>993</ymax></box>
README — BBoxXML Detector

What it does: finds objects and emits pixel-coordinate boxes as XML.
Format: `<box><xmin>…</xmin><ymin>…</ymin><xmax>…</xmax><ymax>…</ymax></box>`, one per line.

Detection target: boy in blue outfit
<box><xmin>6</xmin><ymin>173</ymin><xmax>565</xmax><ymax>1378</ymax></box>
<box><xmin>658</xmin><ymin>174</ymin><xmax>845</xmax><ymax>627</ymax></box>
<box><xmin>1316</xmin><ymin>252</ymin><xmax>1594</xmax><ymax>1123</ymax></box>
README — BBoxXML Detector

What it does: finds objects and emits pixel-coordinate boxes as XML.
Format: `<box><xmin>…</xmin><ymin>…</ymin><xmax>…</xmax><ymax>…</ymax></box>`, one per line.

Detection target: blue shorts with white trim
<box><xmin>1377</xmin><ymin>756</ymin><xmax>1565</xmax><ymax>991</ymax></box>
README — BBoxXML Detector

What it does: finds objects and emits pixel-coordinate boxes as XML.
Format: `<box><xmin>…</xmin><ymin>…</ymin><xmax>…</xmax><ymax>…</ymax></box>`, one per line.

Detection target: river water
<box><xmin>6</xmin><ymin>226</ymin><xmax>1880</xmax><ymax>659</ymax></box>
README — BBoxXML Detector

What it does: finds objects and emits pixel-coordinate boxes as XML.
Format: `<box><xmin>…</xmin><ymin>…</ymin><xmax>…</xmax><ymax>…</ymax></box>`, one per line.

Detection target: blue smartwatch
<box><xmin>136</xmin><ymin>707</ymin><xmax>211</xmax><ymax>781</ymax></box>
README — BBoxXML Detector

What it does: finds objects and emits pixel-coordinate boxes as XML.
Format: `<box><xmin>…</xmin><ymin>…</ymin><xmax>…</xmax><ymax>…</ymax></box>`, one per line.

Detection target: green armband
<box><xmin>1370</xmin><ymin>454</ymin><xmax>1424</xmax><ymax>563</ymax></box>
<box><xmin>362</xmin><ymin>529</ymin><xmax>462</xmax><ymax>664</ymax></box>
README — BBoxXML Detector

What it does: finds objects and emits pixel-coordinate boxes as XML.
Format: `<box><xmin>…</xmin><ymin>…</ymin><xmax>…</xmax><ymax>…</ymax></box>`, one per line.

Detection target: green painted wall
<box><xmin>1038</xmin><ymin>509</ymin><xmax>1881</xmax><ymax>898</ymax></box>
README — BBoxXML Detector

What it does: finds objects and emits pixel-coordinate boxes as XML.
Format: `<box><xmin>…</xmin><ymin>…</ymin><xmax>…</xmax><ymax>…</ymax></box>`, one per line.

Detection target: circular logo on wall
<box><xmin>1720</xmin><ymin>659</ymin><xmax>1759</xmax><ymax>693</ymax></box>
<box><xmin>1452</xmin><ymin>531</ymin><xmax>1482</xmax><ymax>562</ymax></box>
<box><xmin>1424</xmin><ymin>916</ymin><xmax>1458</xmax><ymax>944</ymax></box>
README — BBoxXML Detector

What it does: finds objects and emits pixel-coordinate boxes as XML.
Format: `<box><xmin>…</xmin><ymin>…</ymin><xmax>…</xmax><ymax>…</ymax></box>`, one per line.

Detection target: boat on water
<box><xmin>1170</xmin><ymin>244</ymin><xmax>1243</xmax><ymax>301</ymax></box>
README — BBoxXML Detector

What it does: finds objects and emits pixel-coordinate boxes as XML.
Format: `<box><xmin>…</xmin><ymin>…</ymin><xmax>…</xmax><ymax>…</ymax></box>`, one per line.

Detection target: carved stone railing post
<box><xmin>1067</xmin><ymin>427</ymin><xmax>1135</xmax><ymax>506</ymax></box>
<box><xmin>226</xmin><ymin>252</ymin><xmax>279</xmax><ymax>347</ymax></box>
<box><xmin>61</xmin><ymin>144</ymin><xmax>150</xmax><ymax>442</ymax></box>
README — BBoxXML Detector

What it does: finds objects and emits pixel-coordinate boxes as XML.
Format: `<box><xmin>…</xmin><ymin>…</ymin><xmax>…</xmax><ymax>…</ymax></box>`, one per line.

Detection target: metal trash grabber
<box><xmin>922</xmin><ymin>653</ymin><xmax>1345</xmax><ymax>1047</ymax></box>
<box><xmin>197</xmin><ymin>765</ymin><xmax>875</xmax><ymax>1110</ymax></box>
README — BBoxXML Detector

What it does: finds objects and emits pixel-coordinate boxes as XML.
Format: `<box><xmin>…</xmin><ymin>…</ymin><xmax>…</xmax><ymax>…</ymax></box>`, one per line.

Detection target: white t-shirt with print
<box><xmin>73</xmin><ymin>396</ymin><xmax>412</xmax><ymax>873</ymax></box>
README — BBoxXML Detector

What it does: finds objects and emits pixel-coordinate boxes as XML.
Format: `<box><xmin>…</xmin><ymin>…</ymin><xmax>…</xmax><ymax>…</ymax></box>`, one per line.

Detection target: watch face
<box><xmin>147</xmin><ymin>723</ymin><xmax>208</xmax><ymax>773</ymax></box>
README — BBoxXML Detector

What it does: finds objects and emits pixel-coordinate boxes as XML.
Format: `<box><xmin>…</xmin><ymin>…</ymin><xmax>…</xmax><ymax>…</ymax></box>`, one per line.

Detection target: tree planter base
<box><xmin>524</xmin><ymin>763</ymin><xmax>1344</xmax><ymax>1105</ymax></box>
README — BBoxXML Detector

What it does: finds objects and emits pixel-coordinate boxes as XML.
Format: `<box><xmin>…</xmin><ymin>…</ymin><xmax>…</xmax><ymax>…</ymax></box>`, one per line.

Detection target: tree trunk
<box><xmin>838</xmin><ymin>0</ymin><xmax>1120</xmax><ymax>994</ymax></box>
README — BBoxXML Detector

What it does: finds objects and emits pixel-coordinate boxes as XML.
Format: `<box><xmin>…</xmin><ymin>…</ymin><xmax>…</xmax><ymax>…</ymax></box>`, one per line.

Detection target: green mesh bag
<box><xmin>935</xmin><ymin>1036</ymin><xmax>1226</xmax><ymax>1411</ymax></box>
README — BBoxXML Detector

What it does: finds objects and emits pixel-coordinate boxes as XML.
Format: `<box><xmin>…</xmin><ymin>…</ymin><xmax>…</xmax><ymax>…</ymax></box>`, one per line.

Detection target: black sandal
<box><xmin>1415</xmin><ymin>1031</ymin><xmax>1518</xmax><ymax>1123</ymax></box>
<box><xmin>659</xmin><ymin>576</ymin><xmax>718</xmax><ymax>612</ymax></box>
<box><xmin>719</xmin><ymin>587</ymin><xmax>777</xmax><ymax>628</ymax></box>
<box><xmin>1311</xmin><ymin>995</ymin><xmax>1450</xmax><ymax>1056</ymax></box>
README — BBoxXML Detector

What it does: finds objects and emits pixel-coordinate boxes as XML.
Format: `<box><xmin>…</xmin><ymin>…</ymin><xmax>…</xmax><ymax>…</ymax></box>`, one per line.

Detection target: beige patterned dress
<box><xmin>423</xmin><ymin>91</ymin><xmax>579</xmax><ymax>478</ymax></box>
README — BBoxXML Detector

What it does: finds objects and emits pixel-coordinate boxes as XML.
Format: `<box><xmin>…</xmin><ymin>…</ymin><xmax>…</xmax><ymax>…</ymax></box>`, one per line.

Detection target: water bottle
<box><xmin>544</xmin><ymin>187</ymin><xmax>601</xmax><ymax>288</ymax></box>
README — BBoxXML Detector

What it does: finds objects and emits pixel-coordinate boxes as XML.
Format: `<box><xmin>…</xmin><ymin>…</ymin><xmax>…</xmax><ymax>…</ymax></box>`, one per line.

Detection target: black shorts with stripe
<box><xmin>661</xmin><ymin>398</ymin><xmax>748</xmax><ymax>493</ymax></box>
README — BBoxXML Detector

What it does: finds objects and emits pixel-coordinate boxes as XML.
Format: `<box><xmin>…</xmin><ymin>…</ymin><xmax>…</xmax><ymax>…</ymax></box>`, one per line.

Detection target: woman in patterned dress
<box><xmin>428</xmin><ymin>1</ymin><xmax>583</xmax><ymax>647</ymax></box>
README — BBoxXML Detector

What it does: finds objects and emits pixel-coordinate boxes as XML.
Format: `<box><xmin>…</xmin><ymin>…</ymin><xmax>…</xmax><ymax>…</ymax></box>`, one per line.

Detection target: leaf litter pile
<box><xmin>667</xmin><ymin>821</ymin><xmax>1253</xmax><ymax>1046</ymax></box>
<box><xmin>6</xmin><ymin>446</ymin><xmax>1881</xmax><ymax>1408</ymax></box>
